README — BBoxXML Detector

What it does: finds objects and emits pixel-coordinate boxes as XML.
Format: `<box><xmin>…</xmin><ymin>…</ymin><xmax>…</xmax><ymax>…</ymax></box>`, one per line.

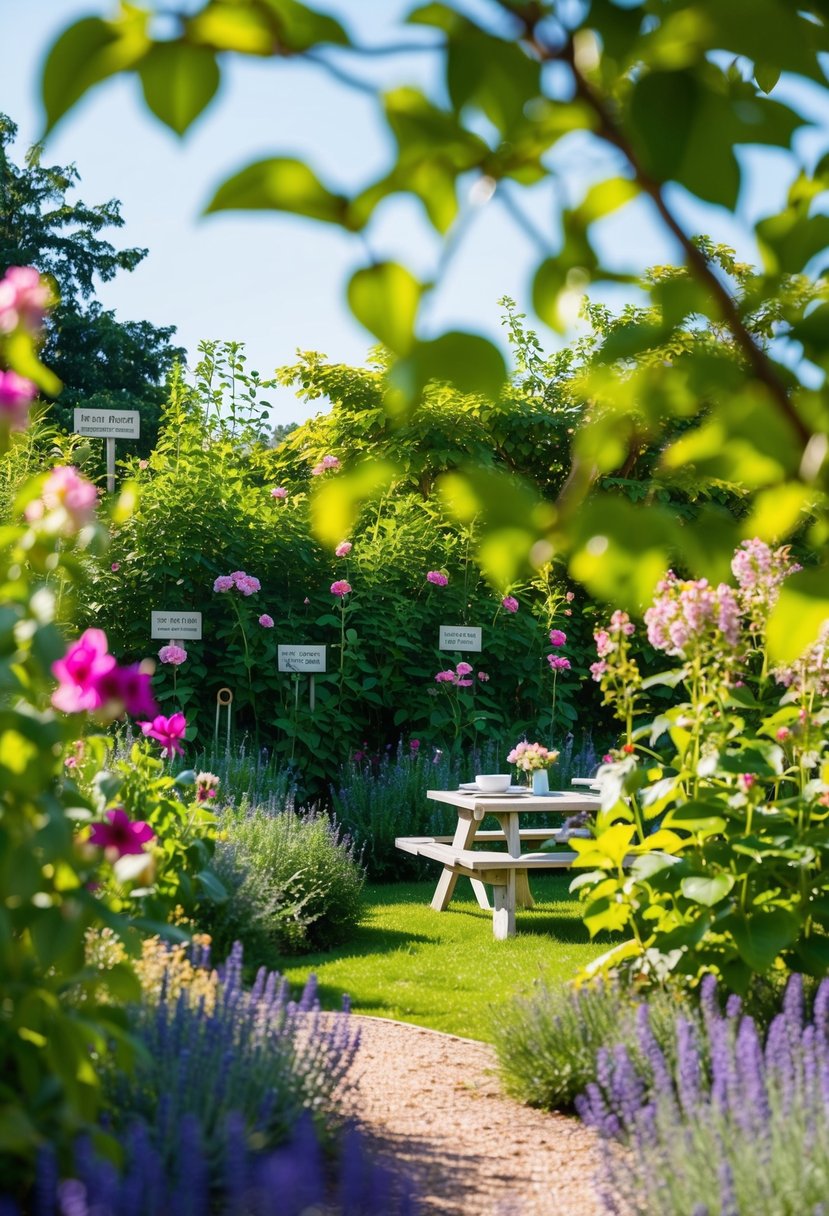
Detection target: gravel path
<box><xmin>342</xmin><ymin>1015</ymin><xmax>606</xmax><ymax>1216</ymax></box>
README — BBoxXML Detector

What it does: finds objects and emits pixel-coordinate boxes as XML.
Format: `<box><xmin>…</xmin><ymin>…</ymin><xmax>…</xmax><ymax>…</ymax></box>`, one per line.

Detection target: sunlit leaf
<box><xmin>347</xmin><ymin>263</ymin><xmax>423</xmax><ymax>356</ymax></box>
<box><xmin>767</xmin><ymin>566</ymin><xmax>829</xmax><ymax>663</ymax></box>
<box><xmin>204</xmin><ymin>158</ymin><xmax>352</xmax><ymax>227</ymax></box>
<box><xmin>310</xmin><ymin>461</ymin><xmax>398</xmax><ymax>547</ymax></box>
<box><xmin>138</xmin><ymin>42</ymin><xmax>220</xmax><ymax>136</ymax></box>
<box><xmin>387</xmin><ymin>332</ymin><xmax>507</xmax><ymax>416</ymax></box>
<box><xmin>681</xmin><ymin>873</ymin><xmax>734</xmax><ymax>907</ymax></box>
<box><xmin>41</xmin><ymin>13</ymin><xmax>150</xmax><ymax>134</ymax></box>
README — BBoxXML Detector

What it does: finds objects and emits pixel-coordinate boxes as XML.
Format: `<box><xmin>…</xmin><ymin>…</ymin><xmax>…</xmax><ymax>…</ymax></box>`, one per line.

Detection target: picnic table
<box><xmin>395</xmin><ymin>787</ymin><xmax>600</xmax><ymax>940</ymax></box>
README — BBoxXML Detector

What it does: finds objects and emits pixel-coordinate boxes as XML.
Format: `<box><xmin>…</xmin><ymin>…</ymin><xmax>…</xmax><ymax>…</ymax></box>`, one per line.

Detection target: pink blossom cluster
<box><xmin>592</xmin><ymin>611</ymin><xmax>635</xmax><ymax>681</ymax></box>
<box><xmin>335</xmin><ymin>540</ymin><xmax>352</xmax><ymax>557</ymax></box>
<box><xmin>158</xmin><ymin>643</ymin><xmax>187</xmax><ymax>666</ymax></box>
<box><xmin>138</xmin><ymin>712</ymin><xmax>187</xmax><ymax>758</ymax></box>
<box><xmin>426</xmin><ymin>570</ymin><xmax>448</xmax><ymax>586</ymax></box>
<box><xmin>52</xmin><ymin>628</ymin><xmax>158</xmax><ymax>721</ymax></box>
<box><xmin>0</xmin><ymin>267</ymin><xmax>50</xmax><ymax>431</ymax></box>
<box><xmin>0</xmin><ymin>267</ymin><xmax>49</xmax><ymax>334</ymax></box>
<box><xmin>434</xmin><ymin>661</ymin><xmax>486</xmax><ymax>688</ymax></box>
<box><xmin>546</xmin><ymin>628</ymin><xmax>571</xmax><ymax>672</ymax></box>
<box><xmin>270</xmin><ymin>486</ymin><xmax>287</xmax><ymax>499</ymax></box>
<box><xmin>196</xmin><ymin>771</ymin><xmax>220</xmax><ymax>802</ymax></box>
<box><xmin>213</xmin><ymin>570</ymin><xmax>261</xmax><ymax>595</ymax></box>
<box><xmin>330</xmin><ymin>579</ymin><xmax>352</xmax><ymax>597</ymax></box>
<box><xmin>501</xmin><ymin>595</ymin><xmax>519</xmax><ymax>613</ymax></box>
<box><xmin>644</xmin><ymin>571</ymin><xmax>741</xmax><ymax>657</ymax></box>
<box><xmin>731</xmin><ymin>538</ymin><xmax>801</xmax><ymax>629</ymax></box>
<box><xmin>311</xmin><ymin>454</ymin><xmax>340</xmax><ymax>475</ymax></box>
<box><xmin>0</xmin><ymin>370</ymin><xmax>38</xmax><ymax>430</ymax></box>
<box><xmin>24</xmin><ymin>466</ymin><xmax>98</xmax><ymax>534</ymax></box>
<box><xmin>506</xmin><ymin>740</ymin><xmax>558</xmax><ymax>773</ymax></box>
<box><xmin>259</xmin><ymin>614</ymin><xmax>274</xmax><ymax>628</ymax></box>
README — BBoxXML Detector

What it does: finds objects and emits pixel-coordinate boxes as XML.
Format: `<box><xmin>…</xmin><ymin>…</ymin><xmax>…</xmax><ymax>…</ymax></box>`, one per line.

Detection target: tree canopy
<box><xmin>37</xmin><ymin>1</ymin><xmax>829</xmax><ymax>657</ymax></box>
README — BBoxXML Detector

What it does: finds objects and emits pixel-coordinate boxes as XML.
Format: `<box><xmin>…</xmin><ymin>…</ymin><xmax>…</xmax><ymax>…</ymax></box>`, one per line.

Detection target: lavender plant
<box><xmin>578</xmin><ymin>973</ymin><xmax>829</xmax><ymax>1216</ymax></box>
<box><xmin>105</xmin><ymin>941</ymin><xmax>359</xmax><ymax>1169</ymax></box>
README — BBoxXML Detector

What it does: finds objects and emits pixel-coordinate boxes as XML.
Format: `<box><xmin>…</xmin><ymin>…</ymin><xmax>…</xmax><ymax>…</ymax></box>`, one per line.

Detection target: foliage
<box><xmin>81</xmin><ymin>339</ymin><xmax>596</xmax><ymax>790</ymax></box>
<box><xmin>0</xmin><ymin>113</ymin><xmax>184</xmax><ymax>458</ymax></box>
<box><xmin>199</xmin><ymin>801</ymin><xmax>365</xmax><ymax>960</ymax></box>
<box><xmin>71</xmin><ymin>735</ymin><xmax>225</xmax><ymax>922</ymax></box>
<box><xmin>579</xmin><ymin>973</ymin><xmax>829</xmax><ymax>1216</ymax></box>
<box><xmin>40</xmin><ymin>3</ymin><xmax>829</xmax><ymax>652</ymax></box>
<box><xmin>571</xmin><ymin>540</ymin><xmax>829</xmax><ymax>993</ymax></box>
<box><xmin>492</xmin><ymin>977</ymin><xmax>695</xmax><ymax>1112</ymax></box>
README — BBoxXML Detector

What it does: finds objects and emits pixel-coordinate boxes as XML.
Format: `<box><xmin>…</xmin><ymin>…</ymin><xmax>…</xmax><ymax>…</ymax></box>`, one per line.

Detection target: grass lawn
<box><xmin>273</xmin><ymin>874</ymin><xmax>612</xmax><ymax>1042</ymax></box>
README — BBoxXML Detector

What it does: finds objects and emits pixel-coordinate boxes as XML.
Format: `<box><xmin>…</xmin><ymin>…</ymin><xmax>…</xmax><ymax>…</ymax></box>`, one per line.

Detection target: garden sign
<box><xmin>439</xmin><ymin>626</ymin><xmax>482</xmax><ymax>652</ymax></box>
<box><xmin>278</xmin><ymin>645</ymin><xmax>327</xmax><ymax>712</ymax></box>
<box><xmin>73</xmin><ymin>408</ymin><xmax>140</xmax><ymax>494</ymax></box>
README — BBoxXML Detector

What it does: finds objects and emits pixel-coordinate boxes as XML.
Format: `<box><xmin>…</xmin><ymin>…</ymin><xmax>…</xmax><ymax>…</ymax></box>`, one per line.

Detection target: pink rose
<box><xmin>271</xmin><ymin>487</ymin><xmax>288</xmax><ymax>499</ymax></box>
<box><xmin>259</xmin><ymin>614</ymin><xmax>274</xmax><ymax>628</ymax></box>
<box><xmin>501</xmin><ymin>596</ymin><xmax>519</xmax><ymax>613</ymax></box>
<box><xmin>549</xmin><ymin>629</ymin><xmax>567</xmax><ymax>647</ymax></box>
<box><xmin>213</xmin><ymin>575</ymin><xmax>234</xmax><ymax>592</ymax></box>
<box><xmin>335</xmin><ymin>541</ymin><xmax>352</xmax><ymax>557</ymax></box>
<box><xmin>426</xmin><ymin>570</ymin><xmax>448</xmax><ymax>586</ymax></box>
<box><xmin>456</xmin><ymin>662</ymin><xmax>473</xmax><ymax>676</ymax></box>
<box><xmin>331</xmin><ymin>580</ymin><xmax>352</xmax><ymax>597</ymax></box>
<box><xmin>158</xmin><ymin>644</ymin><xmax>188</xmax><ymax>666</ymax></box>
<box><xmin>548</xmin><ymin>655</ymin><xmax>571</xmax><ymax>672</ymax></box>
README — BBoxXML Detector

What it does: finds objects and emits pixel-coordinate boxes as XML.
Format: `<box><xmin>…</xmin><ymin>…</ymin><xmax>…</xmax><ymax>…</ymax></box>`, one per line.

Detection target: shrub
<box><xmin>578</xmin><ymin>973</ymin><xmax>829</xmax><ymax>1216</ymax></box>
<box><xmin>200</xmin><ymin>802</ymin><xmax>365</xmax><ymax>960</ymax></box>
<box><xmin>492</xmin><ymin>978</ymin><xmax>694</xmax><ymax>1112</ymax></box>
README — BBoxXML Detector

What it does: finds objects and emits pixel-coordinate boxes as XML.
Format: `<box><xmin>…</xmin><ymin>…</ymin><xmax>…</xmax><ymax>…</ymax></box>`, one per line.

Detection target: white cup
<box><xmin>475</xmin><ymin>773</ymin><xmax>511</xmax><ymax>792</ymax></box>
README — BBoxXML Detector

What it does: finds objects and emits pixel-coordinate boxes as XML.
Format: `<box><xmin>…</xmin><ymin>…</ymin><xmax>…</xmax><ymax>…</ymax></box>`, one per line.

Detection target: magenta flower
<box><xmin>311</xmin><ymin>454</ymin><xmax>340</xmax><ymax>475</ymax></box>
<box><xmin>501</xmin><ymin>595</ymin><xmax>519</xmax><ymax>613</ymax></box>
<box><xmin>138</xmin><ymin>712</ymin><xmax>187</xmax><ymax>758</ymax></box>
<box><xmin>549</xmin><ymin>629</ymin><xmax>567</xmax><ymax>647</ymax></box>
<box><xmin>270</xmin><ymin>487</ymin><xmax>288</xmax><ymax>499</ymax></box>
<box><xmin>98</xmin><ymin>663</ymin><xmax>159</xmax><ymax>720</ymax></box>
<box><xmin>259</xmin><ymin>614</ymin><xmax>274</xmax><ymax>628</ymax></box>
<box><xmin>158</xmin><ymin>644</ymin><xmax>188</xmax><ymax>666</ymax></box>
<box><xmin>89</xmin><ymin>807</ymin><xmax>154</xmax><ymax>858</ymax></box>
<box><xmin>111</xmin><ymin>562</ymin><xmax>120</xmax><ymax>573</ymax></box>
<box><xmin>331</xmin><ymin>580</ymin><xmax>352</xmax><ymax>597</ymax></box>
<box><xmin>548</xmin><ymin>655</ymin><xmax>571</xmax><ymax>671</ymax></box>
<box><xmin>0</xmin><ymin>266</ymin><xmax>49</xmax><ymax>334</ymax></box>
<box><xmin>456</xmin><ymin>661</ymin><xmax>473</xmax><ymax>676</ymax></box>
<box><xmin>477</xmin><ymin>671</ymin><xmax>490</xmax><ymax>682</ymax></box>
<box><xmin>410</xmin><ymin>739</ymin><xmax>420</xmax><ymax>750</ymax></box>
<box><xmin>426</xmin><ymin>570</ymin><xmax>448</xmax><ymax>586</ymax></box>
<box><xmin>335</xmin><ymin>541</ymin><xmax>352</xmax><ymax>557</ymax></box>
<box><xmin>434</xmin><ymin>669</ymin><xmax>455</xmax><ymax>683</ymax></box>
<box><xmin>0</xmin><ymin>370</ymin><xmax>37</xmax><ymax>430</ymax></box>
<box><xmin>52</xmin><ymin>629</ymin><xmax>116</xmax><ymax>713</ymax></box>
<box><xmin>213</xmin><ymin>575</ymin><xmax>234</xmax><ymax>592</ymax></box>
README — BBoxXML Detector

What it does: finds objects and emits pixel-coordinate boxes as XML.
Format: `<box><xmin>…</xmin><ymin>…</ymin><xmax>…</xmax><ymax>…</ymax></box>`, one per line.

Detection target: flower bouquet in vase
<box><xmin>506</xmin><ymin>740</ymin><xmax>559</xmax><ymax>794</ymax></box>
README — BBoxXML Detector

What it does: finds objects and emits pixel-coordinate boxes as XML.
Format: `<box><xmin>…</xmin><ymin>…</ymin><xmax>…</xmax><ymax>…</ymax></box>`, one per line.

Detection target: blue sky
<box><xmin>3</xmin><ymin>1</ymin><xmax>828</xmax><ymax>425</ymax></box>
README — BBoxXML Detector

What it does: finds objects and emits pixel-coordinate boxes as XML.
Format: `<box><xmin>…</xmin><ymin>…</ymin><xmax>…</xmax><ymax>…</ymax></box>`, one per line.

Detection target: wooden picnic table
<box><xmin>395</xmin><ymin>787</ymin><xmax>600</xmax><ymax>939</ymax></box>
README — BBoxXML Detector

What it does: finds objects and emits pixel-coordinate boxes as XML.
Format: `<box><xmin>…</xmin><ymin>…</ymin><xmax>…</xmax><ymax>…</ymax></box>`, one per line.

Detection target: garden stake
<box><xmin>309</xmin><ymin>674</ymin><xmax>315</xmax><ymax>713</ymax></box>
<box><xmin>215</xmin><ymin>687</ymin><xmax>233</xmax><ymax>751</ymax></box>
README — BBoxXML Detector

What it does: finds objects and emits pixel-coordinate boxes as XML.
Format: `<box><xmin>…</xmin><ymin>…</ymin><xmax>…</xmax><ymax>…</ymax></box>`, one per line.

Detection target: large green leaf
<box><xmin>347</xmin><ymin>263</ymin><xmax>423</xmax><ymax>356</ymax></box>
<box><xmin>41</xmin><ymin>13</ymin><xmax>149</xmax><ymax>134</ymax></box>
<box><xmin>767</xmin><ymin>566</ymin><xmax>829</xmax><ymax>663</ymax></box>
<box><xmin>204</xmin><ymin>158</ymin><xmax>352</xmax><ymax>226</ymax></box>
<box><xmin>731</xmin><ymin>908</ymin><xmax>800</xmax><ymax>972</ymax></box>
<box><xmin>388</xmin><ymin>331</ymin><xmax>507</xmax><ymax>415</ymax></box>
<box><xmin>139</xmin><ymin>42</ymin><xmax>220</xmax><ymax>136</ymax></box>
<box><xmin>681</xmin><ymin>873</ymin><xmax>734</xmax><ymax>907</ymax></box>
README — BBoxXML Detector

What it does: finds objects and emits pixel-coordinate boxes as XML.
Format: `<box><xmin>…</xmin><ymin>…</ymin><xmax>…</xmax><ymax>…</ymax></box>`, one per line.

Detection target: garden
<box><xmin>2</xmin><ymin>2</ymin><xmax>829</xmax><ymax>1214</ymax></box>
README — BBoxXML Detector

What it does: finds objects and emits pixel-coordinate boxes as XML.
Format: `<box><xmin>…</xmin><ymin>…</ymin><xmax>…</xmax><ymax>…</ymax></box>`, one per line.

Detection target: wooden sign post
<box><xmin>74</xmin><ymin>409</ymin><xmax>141</xmax><ymax>494</ymax></box>
<box><xmin>278</xmin><ymin>645</ymin><xmax>326</xmax><ymax>712</ymax></box>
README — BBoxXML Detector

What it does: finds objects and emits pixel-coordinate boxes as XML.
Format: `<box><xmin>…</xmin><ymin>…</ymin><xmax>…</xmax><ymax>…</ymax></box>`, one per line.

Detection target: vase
<box><xmin>531</xmin><ymin>768</ymin><xmax>550</xmax><ymax>795</ymax></box>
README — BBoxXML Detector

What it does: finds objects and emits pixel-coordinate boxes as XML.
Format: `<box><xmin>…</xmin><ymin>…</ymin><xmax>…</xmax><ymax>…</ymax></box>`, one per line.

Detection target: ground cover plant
<box><xmin>269</xmin><ymin>875</ymin><xmax>613</xmax><ymax>1041</ymax></box>
<box><xmin>200</xmin><ymin>800</ymin><xmax>365</xmax><ymax>963</ymax></box>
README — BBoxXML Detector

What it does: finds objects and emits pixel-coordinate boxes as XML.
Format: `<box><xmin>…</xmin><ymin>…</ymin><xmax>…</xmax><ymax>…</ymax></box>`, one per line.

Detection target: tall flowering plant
<box><xmin>572</xmin><ymin>539</ymin><xmax>829</xmax><ymax>991</ymax></box>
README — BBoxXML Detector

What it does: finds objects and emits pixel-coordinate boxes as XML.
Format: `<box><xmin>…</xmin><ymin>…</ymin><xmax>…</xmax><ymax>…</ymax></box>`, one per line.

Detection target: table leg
<box><xmin>497</xmin><ymin>812</ymin><xmax>535</xmax><ymax>910</ymax></box>
<box><xmin>431</xmin><ymin>813</ymin><xmax>490</xmax><ymax>912</ymax></box>
<box><xmin>492</xmin><ymin>873</ymin><xmax>516</xmax><ymax>939</ymax></box>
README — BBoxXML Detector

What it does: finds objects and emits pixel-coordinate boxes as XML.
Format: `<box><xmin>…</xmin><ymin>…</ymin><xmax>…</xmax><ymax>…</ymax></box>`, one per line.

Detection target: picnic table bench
<box><xmin>396</xmin><ymin>787</ymin><xmax>600</xmax><ymax>939</ymax></box>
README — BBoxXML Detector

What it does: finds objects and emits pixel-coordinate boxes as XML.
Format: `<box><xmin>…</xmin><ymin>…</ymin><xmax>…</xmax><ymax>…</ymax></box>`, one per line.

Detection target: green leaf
<box><xmin>196</xmin><ymin>869</ymin><xmax>227</xmax><ymax>903</ymax></box>
<box><xmin>347</xmin><ymin>263</ymin><xmax>423</xmax><ymax>356</ymax></box>
<box><xmin>731</xmin><ymin>908</ymin><xmax>800</xmax><ymax>971</ymax></box>
<box><xmin>681</xmin><ymin>873</ymin><xmax>734</xmax><ymax>907</ymax></box>
<box><xmin>388</xmin><ymin>332</ymin><xmax>507</xmax><ymax>415</ymax></box>
<box><xmin>138</xmin><ymin>42</ymin><xmax>220</xmax><ymax>136</ymax></box>
<box><xmin>755</xmin><ymin>63</ymin><xmax>781</xmax><ymax>94</ymax></box>
<box><xmin>664</xmin><ymin>802</ymin><xmax>727</xmax><ymax>836</ymax></box>
<box><xmin>41</xmin><ymin>14</ymin><xmax>149</xmax><ymax>134</ymax></box>
<box><xmin>204</xmin><ymin>158</ymin><xmax>351</xmax><ymax>227</ymax></box>
<box><xmin>767</xmin><ymin>566</ymin><xmax>829</xmax><ymax>664</ymax></box>
<box><xmin>311</xmin><ymin>461</ymin><xmax>398</xmax><ymax>547</ymax></box>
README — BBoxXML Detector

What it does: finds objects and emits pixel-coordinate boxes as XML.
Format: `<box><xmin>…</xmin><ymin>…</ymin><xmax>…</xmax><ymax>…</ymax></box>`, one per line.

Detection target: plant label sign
<box><xmin>278</xmin><ymin>645</ymin><xmax>326</xmax><ymax>673</ymax></box>
<box><xmin>439</xmin><ymin>625</ymin><xmax>482</xmax><ymax>652</ymax></box>
<box><xmin>73</xmin><ymin>408</ymin><xmax>141</xmax><ymax>439</ymax></box>
<box><xmin>151</xmin><ymin>611</ymin><xmax>202</xmax><ymax>640</ymax></box>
